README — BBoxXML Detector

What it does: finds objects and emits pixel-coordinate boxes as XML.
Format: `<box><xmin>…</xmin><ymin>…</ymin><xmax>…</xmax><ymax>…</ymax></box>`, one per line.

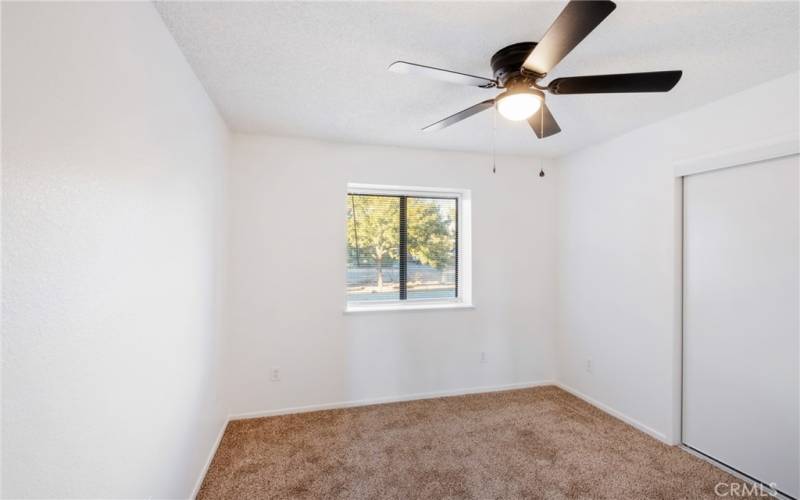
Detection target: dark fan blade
<box><xmin>389</xmin><ymin>61</ymin><xmax>497</xmax><ymax>88</ymax></box>
<box><xmin>422</xmin><ymin>99</ymin><xmax>495</xmax><ymax>132</ymax></box>
<box><xmin>522</xmin><ymin>1</ymin><xmax>616</xmax><ymax>76</ymax></box>
<box><xmin>548</xmin><ymin>71</ymin><xmax>682</xmax><ymax>94</ymax></box>
<box><xmin>528</xmin><ymin>103</ymin><xmax>561</xmax><ymax>139</ymax></box>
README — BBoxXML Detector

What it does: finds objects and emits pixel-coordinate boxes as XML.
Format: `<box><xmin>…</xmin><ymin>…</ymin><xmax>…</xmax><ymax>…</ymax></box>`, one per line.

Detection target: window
<box><xmin>345</xmin><ymin>184</ymin><xmax>471</xmax><ymax>311</ymax></box>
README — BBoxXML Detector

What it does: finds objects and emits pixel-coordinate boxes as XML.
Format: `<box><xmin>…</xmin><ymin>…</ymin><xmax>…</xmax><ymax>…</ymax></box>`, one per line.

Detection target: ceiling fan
<box><xmin>388</xmin><ymin>0</ymin><xmax>682</xmax><ymax>139</ymax></box>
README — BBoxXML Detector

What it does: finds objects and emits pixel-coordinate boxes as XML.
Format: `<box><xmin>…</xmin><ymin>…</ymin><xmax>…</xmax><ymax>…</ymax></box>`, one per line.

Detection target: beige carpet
<box><xmin>198</xmin><ymin>386</ymin><xmax>755</xmax><ymax>499</ymax></box>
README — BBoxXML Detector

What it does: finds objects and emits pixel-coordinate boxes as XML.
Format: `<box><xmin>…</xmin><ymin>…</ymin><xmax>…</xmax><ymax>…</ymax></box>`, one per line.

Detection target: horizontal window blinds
<box><xmin>346</xmin><ymin>193</ymin><xmax>457</xmax><ymax>303</ymax></box>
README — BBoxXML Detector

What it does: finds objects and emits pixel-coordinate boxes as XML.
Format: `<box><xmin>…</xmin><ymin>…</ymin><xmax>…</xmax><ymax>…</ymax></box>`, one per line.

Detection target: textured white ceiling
<box><xmin>156</xmin><ymin>1</ymin><xmax>800</xmax><ymax>157</ymax></box>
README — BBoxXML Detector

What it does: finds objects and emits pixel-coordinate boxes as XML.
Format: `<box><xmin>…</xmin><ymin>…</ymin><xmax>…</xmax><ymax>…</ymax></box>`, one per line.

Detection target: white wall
<box><xmin>226</xmin><ymin>135</ymin><xmax>557</xmax><ymax>416</ymax></box>
<box><xmin>555</xmin><ymin>71</ymin><xmax>800</xmax><ymax>444</ymax></box>
<box><xmin>4</xmin><ymin>1</ymin><xmax>795</xmax><ymax>494</ymax></box>
<box><xmin>2</xmin><ymin>3</ymin><xmax>229</xmax><ymax>498</ymax></box>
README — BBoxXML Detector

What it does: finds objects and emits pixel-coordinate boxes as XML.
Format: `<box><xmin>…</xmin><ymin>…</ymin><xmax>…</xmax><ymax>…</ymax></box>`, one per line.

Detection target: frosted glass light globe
<box><xmin>496</xmin><ymin>92</ymin><xmax>542</xmax><ymax>121</ymax></box>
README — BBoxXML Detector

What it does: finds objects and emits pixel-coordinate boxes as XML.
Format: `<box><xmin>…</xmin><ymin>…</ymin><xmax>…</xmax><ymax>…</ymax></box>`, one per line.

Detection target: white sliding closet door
<box><xmin>683</xmin><ymin>154</ymin><xmax>799</xmax><ymax>498</ymax></box>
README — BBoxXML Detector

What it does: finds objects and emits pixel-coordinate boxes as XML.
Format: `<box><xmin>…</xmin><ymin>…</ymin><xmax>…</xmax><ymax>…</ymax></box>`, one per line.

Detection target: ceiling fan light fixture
<box><xmin>392</xmin><ymin>1</ymin><xmax>683</xmax><ymax>138</ymax></box>
<box><xmin>496</xmin><ymin>87</ymin><xmax>543</xmax><ymax>121</ymax></box>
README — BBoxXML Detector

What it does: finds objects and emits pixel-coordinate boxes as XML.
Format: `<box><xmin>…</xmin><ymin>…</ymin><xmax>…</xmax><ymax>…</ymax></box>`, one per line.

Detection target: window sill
<box><xmin>344</xmin><ymin>302</ymin><xmax>475</xmax><ymax>314</ymax></box>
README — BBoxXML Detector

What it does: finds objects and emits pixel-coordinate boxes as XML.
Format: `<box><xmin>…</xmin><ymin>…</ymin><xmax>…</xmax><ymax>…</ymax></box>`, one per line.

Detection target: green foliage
<box><xmin>347</xmin><ymin>195</ymin><xmax>399</xmax><ymax>266</ymax></box>
<box><xmin>346</xmin><ymin>195</ymin><xmax>455</xmax><ymax>275</ymax></box>
<box><xmin>407</xmin><ymin>198</ymin><xmax>455</xmax><ymax>271</ymax></box>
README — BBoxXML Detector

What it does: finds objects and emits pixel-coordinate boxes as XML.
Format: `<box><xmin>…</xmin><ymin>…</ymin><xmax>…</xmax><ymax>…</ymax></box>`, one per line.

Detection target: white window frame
<box><xmin>344</xmin><ymin>183</ymin><xmax>473</xmax><ymax>313</ymax></box>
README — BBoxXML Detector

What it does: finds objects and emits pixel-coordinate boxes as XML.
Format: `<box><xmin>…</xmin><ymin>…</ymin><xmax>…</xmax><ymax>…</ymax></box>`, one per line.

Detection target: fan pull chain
<box><xmin>539</xmin><ymin>103</ymin><xmax>545</xmax><ymax>178</ymax></box>
<box><xmin>491</xmin><ymin>105</ymin><xmax>497</xmax><ymax>174</ymax></box>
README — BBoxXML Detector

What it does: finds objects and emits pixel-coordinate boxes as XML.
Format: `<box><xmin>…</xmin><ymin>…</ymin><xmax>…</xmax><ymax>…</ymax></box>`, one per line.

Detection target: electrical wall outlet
<box><xmin>585</xmin><ymin>358</ymin><xmax>592</xmax><ymax>373</ymax></box>
<box><xmin>480</xmin><ymin>351</ymin><xmax>487</xmax><ymax>364</ymax></box>
<box><xmin>271</xmin><ymin>367</ymin><xmax>280</xmax><ymax>382</ymax></box>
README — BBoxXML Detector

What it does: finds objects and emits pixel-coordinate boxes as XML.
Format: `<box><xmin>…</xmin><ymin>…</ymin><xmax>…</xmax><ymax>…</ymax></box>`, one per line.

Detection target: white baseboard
<box><xmin>555</xmin><ymin>382</ymin><xmax>671</xmax><ymax>445</ymax></box>
<box><xmin>229</xmin><ymin>380</ymin><xmax>555</xmax><ymax>421</ymax></box>
<box><xmin>190</xmin><ymin>418</ymin><xmax>228</xmax><ymax>499</ymax></box>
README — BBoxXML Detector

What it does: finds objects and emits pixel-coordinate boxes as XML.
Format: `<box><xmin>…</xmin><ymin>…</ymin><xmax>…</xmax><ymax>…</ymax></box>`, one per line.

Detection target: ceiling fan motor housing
<box><xmin>490</xmin><ymin>42</ymin><xmax>539</xmax><ymax>87</ymax></box>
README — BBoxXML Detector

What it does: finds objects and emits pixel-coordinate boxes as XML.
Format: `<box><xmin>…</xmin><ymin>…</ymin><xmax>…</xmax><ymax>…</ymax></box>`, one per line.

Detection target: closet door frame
<box><xmin>674</xmin><ymin>134</ymin><xmax>800</xmax><ymax>499</ymax></box>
